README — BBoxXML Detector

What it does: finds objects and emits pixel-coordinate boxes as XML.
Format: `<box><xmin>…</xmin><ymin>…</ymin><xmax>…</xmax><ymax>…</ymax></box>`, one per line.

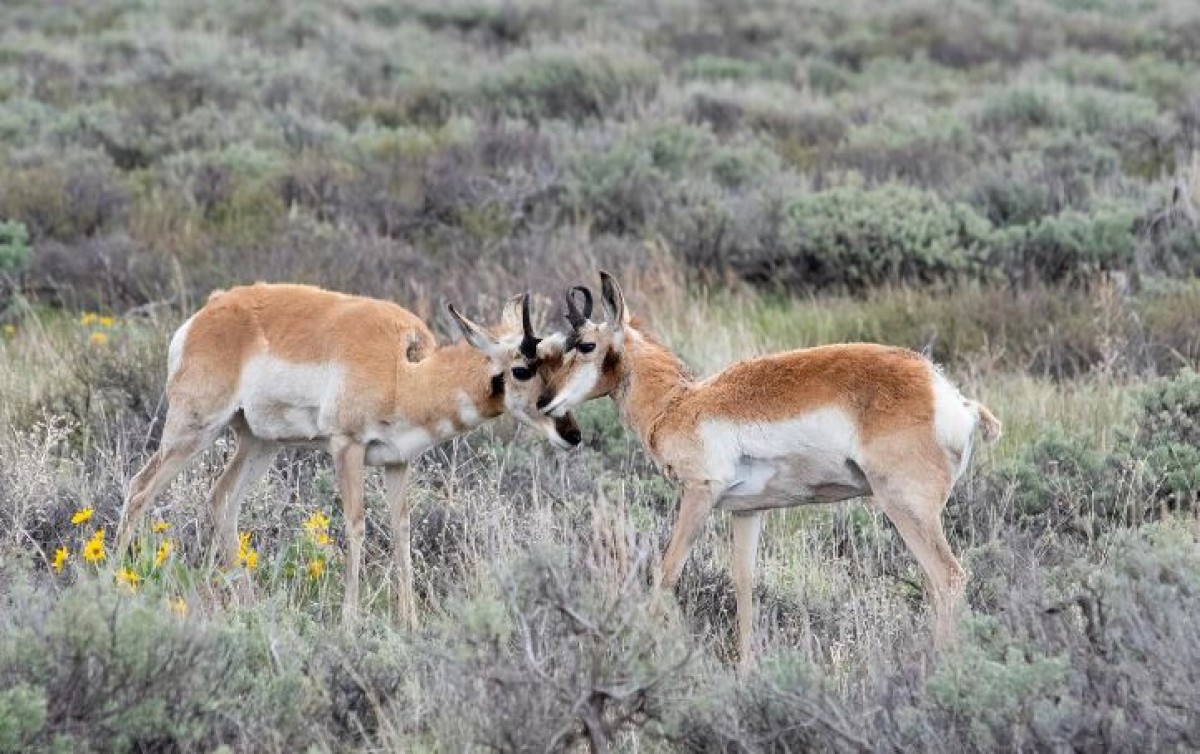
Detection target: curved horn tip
<box><xmin>521</xmin><ymin>292</ymin><xmax>535</xmax><ymax>334</ymax></box>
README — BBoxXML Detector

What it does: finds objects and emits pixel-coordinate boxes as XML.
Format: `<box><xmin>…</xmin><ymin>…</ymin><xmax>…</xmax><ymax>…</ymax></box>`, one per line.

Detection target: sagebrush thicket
<box><xmin>1</xmin><ymin>0</ymin><xmax>1199</xmax><ymax>751</ymax></box>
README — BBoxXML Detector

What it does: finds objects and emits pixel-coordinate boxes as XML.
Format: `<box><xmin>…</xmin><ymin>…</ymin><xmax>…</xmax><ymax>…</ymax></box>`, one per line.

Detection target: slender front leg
<box><xmin>331</xmin><ymin>435</ymin><xmax>366</xmax><ymax>625</ymax></box>
<box><xmin>730</xmin><ymin>511</ymin><xmax>764</xmax><ymax>669</ymax></box>
<box><xmin>384</xmin><ymin>463</ymin><xmax>417</xmax><ymax>630</ymax></box>
<box><xmin>659</xmin><ymin>482</ymin><xmax>721</xmax><ymax>591</ymax></box>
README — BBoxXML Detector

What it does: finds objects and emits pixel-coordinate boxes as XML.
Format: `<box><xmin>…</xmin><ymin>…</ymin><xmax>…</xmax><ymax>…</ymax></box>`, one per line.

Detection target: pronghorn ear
<box><xmin>447</xmin><ymin>304</ymin><xmax>501</xmax><ymax>355</ymax></box>
<box><xmin>498</xmin><ymin>294</ymin><xmax>524</xmax><ymax>333</ymax></box>
<box><xmin>598</xmin><ymin>270</ymin><xmax>628</xmax><ymax>327</ymax></box>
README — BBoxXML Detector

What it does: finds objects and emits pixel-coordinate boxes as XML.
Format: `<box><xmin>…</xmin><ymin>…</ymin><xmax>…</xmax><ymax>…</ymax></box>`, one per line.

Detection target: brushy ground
<box><xmin>1</xmin><ymin>0</ymin><xmax>1200</xmax><ymax>751</ymax></box>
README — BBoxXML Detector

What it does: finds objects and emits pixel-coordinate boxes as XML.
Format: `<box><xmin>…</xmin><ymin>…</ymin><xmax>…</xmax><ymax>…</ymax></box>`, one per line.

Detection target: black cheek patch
<box><xmin>490</xmin><ymin>373</ymin><xmax>505</xmax><ymax>397</ymax></box>
<box><xmin>602</xmin><ymin>349</ymin><xmax>620</xmax><ymax>374</ymax></box>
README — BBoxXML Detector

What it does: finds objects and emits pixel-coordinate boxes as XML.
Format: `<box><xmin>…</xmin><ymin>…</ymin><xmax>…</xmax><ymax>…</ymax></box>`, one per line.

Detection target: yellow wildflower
<box><xmin>303</xmin><ymin>510</ymin><xmax>331</xmax><ymax>534</ymax></box>
<box><xmin>80</xmin><ymin>312</ymin><xmax>98</xmax><ymax>326</ymax></box>
<box><xmin>151</xmin><ymin>520</ymin><xmax>170</xmax><ymax>533</ymax></box>
<box><xmin>170</xmin><ymin>597</ymin><xmax>188</xmax><ymax>617</ymax></box>
<box><xmin>307</xmin><ymin>557</ymin><xmax>326</xmax><ymax>580</ymax></box>
<box><xmin>237</xmin><ymin>532</ymin><xmax>259</xmax><ymax>570</ymax></box>
<box><xmin>51</xmin><ymin>547</ymin><xmax>69</xmax><ymax>573</ymax></box>
<box><xmin>89</xmin><ymin>331</ymin><xmax>109</xmax><ymax>346</ymax></box>
<box><xmin>116</xmin><ymin>568</ymin><xmax>141</xmax><ymax>590</ymax></box>
<box><xmin>82</xmin><ymin>529</ymin><xmax>106</xmax><ymax>563</ymax></box>
<box><xmin>2</xmin><ymin>324</ymin><xmax>14</xmax><ymax>338</ymax></box>
<box><xmin>71</xmin><ymin>507</ymin><xmax>94</xmax><ymax>525</ymax></box>
<box><xmin>315</xmin><ymin>531</ymin><xmax>331</xmax><ymax>547</ymax></box>
<box><xmin>98</xmin><ymin>315</ymin><xmax>116</xmax><ymax>328</ymax></box>
<box><xmin>154</xmin><ymin>540</ymin><xmax>172</xmax><ymax>568</ymax></box>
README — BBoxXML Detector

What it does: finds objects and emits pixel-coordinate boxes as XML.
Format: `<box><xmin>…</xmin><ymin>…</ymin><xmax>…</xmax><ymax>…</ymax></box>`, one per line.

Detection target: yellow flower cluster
<box><xmin>71</xmin><ymin>507</ymin><xmax>94</xmax><ymax>525</ymax></box>
<box><xmin>304</xmin><ymin>510</ymin><xmax>333</xmax><ymax>547</ymax></box>
<box><xmin>51</xmin><ymin>547</ymin><xmax>69</xmax><ymax>573</ymax></box>
<box><xmin>116</xmin><ymin>568</ymin><xmax>141</xmax><ymax>590</ymax></box>
<box><xmin>154</xmin><ymin>540</ymin><xmax>172</xmax><ymax>568</ymax></box>
<box><xmin>82</xmin><ymin>528</ymin><xmax>106</xmax><ymax>563</ymax></box>
<box><xmin>79</xmin><ymin>312</ymin><xmax>116</xmax><ymax>328</ymax></box>
<box><xmin>2</xmin><ymin>324</ymin><xmax>14</xmax><ymax>339</ymax></box>
<box><xmin>303</xmin><ymin>510</ymin><xmax>330</xmax><ymax>533</ymax></box>
<box><xmin>238</xmin><ymin>532</ymin><xmax>259</xmax><ymax>570</ymax></box>
<box><xmin>80</xmin><ymin>312</ymin><xmax>118</xmax><ymax>347</ymax></box>
<box><xmin>307</xmin><ymin>557</ymin><xmax>326</xmax><ymax>580</ymax></box>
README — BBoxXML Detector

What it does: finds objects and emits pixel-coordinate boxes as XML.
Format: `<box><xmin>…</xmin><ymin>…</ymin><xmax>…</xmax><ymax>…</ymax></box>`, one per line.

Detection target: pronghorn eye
<box><xmin>577</xmin><ymin>342</ymin><xmax>596</xmax><ymax>354</ymax></box>
<box><xmin>511</xmin><ymin>366</ymin><xmax>534</xmax><ymax>382</ymax></box>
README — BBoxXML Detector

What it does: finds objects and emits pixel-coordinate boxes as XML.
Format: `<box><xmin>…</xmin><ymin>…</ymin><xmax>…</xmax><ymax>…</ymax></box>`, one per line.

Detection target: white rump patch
<box><xmin>930</xmin><ymin>366</ymin><xmax>976</xmax><ymax>479</ymax></box>
<box><xmin>167</xmin><ymin>314</ymin><xmax>195</xmax><ymax>380</ymax></box>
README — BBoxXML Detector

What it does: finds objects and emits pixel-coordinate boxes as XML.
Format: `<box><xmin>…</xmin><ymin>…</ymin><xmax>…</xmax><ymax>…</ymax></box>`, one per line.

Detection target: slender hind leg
<box><xmin>116</xmin><ymin>411</ymin><xmax>223</xmax><ymax>556</ymax></box>
<box><xmin>865</xmin><ymin>441</ymin><xmax>964</xmax><ymax>647</ymax></box>
<box><xmin>208</xmin><ymin>414</ymin><xmax>277</xmax><ymax>568</ymax></box>
<box><xmin>730</xmin><ymin>511</ymin><xmax>764</xmax><ymax>669</ymax></box>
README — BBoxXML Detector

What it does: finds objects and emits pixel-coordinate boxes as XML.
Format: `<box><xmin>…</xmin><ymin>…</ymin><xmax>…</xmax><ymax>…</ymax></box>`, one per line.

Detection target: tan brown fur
<box><xmin>118</xmin><ymin>283</ymin><xmax>578</xmax><ymax>628</ymax></box>
<box><xmin>543</xmin><ymin>272</ymin><xmax>1001</xmax><ymax>665</ymax></box>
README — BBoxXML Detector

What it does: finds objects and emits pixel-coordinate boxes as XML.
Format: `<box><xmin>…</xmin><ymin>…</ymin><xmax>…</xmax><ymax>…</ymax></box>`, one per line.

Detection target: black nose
<box><xmin>563</xmin><ymin>426</ymin><xmax>582</xmax><ymax>446</ymax></box>
<box><xmin>537</xmin><ymin>393</ymin><xmax>552</xmax><ymax>411</ymax></box>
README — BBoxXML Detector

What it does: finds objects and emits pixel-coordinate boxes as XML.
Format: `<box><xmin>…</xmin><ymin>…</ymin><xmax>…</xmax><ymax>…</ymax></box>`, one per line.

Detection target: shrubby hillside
<box><xmin>1</xmin><ymin>0</ymin><xmax>1199</xmax><ymax>751</ymax></box>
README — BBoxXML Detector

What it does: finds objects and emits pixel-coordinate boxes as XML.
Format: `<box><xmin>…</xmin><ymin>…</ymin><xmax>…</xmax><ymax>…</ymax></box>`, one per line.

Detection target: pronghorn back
<box><xmin>167</xmin><ymin>283</ymin><xmax>440</xmax><ymax>441</ymax></box>
<box><xmin>171</xmin><ymin>283</ymin><xmax>434</xmax><ymax>383</ymax></box>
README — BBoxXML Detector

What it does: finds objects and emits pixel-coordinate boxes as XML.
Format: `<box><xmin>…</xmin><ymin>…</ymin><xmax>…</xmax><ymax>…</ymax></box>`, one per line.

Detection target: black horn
<box><xmin>565</xmin><ymin>285</ymin><xmax>593</xmax><ymax>328</ymax></box>
<box><xmin>519</xmin><ymin>293</ymin><xmax>541</xmax><ymax>359</ymax></box>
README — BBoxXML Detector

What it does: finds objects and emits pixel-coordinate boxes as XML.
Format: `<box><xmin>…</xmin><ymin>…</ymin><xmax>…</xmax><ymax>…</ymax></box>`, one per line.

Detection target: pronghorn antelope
<box><xmin>539</xmin><ymin>272</ymin><xmax>1001</xmax><ymax>663</ymax></box>
<box><xmin>115</xmin><ymin>283</ymin><xmax>580</xmax><ymax>625</ymax></box>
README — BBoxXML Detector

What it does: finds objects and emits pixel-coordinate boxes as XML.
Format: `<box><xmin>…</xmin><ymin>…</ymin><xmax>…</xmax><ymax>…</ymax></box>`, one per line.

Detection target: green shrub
<box><xmin>835</xmin><ymin>110</ymin><xmax>976</xmax><ymax>187</ymax></box>
<box><xmin>0</xmin><ymin>154</ymin><xmax>129</xmax><ymax>242</ymax></box>
<box><xmin>995</xmin><ymin>207</ymin><xmax>1137</xmax><ymax>284</ymax></box>
<box><xmin>425</xmin><ymin>550</ymin><xmax>693</xmax><ymax>752</ymax></box>
<box><xmin>0</xmin><ymin>579</ymin><xmax>323</xmax><ymax>752</ymax></box>
<box><xmin>673</xmin><ymin>653</ymin><xmax>867</xmax><ymax>752</ymax></box>
<box><xmin>996</xmin><ymin>370</ymin><xmax>1200</xmax><ymax>536</ymax></box>
<box><xmin>0</xmin><ymin>220</ymin><xmax>29</xmax><ymax>274</ymax></box>
<box><xmin>680</xmin><ymin>54</ymin><xmax>767</xmax><ymax>82</ymax></box>
<box><xmin>479</xmin><ymin>44</ymin><xmax>660</xmax><ymax>121</ymax></box>
<box><xmin>1136</xmin><ymin>370</ymin><xmax>1200</xmax><ymax>506</ymax></box>
<box><xmin>734</xmin><ymin>184</ymin><xmax>993</xmax><ymax>291</ymax></box>
<box><xmin>926</xmin><ymin>615</ymin><xmax>1071</xmax><ymax>751</ymax></box>
<box><xmin>0</xmin><ymin>686</ymin><xmax>46</xmax><ymax>754</ymax></box>
<box><xmin>969</xmin><ymin>170</ymin><xmax>1056</xmax><ymax>226</ymax></box>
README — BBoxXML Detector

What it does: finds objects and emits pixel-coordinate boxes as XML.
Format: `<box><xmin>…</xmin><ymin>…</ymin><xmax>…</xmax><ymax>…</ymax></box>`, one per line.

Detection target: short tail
<box><xmin>970</xmin><ymin>400</ymin><xmax>1002</xmax><ymax>443</ymax></box>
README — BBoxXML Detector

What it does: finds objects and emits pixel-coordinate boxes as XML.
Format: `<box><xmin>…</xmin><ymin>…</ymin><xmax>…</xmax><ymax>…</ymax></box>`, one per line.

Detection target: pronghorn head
<box><xmin>448</xmin><ymin>293</ymin><xmax>582</xmax><ymax>450</ymax></box>
<box><xmin>539</xmin><ymin>271</ymin><xmax>629</xmax><ymax>418</ymax></box>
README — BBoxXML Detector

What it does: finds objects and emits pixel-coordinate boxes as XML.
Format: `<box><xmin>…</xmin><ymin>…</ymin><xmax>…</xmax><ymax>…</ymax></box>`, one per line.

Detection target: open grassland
<box><xmin>2</xmin><ymin>0</ymin><xmax>1200</xmax><ymax>751</ymax></box>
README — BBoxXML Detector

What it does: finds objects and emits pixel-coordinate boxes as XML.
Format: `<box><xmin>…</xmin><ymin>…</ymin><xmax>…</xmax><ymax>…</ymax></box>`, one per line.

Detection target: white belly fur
<box><xmin>698</xmin><ymin>408</ymin><xmax>870</xmax><ymax>511</ymax></box>
<box><xmin>234</xmin><ymin>354</ymin><xmax>469</xmax><ymax>466</ymax></box>
<box><xmin>238</xmin><ymin>355</ymin><xmax>346</xmax><ymax>442</ymax></box>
